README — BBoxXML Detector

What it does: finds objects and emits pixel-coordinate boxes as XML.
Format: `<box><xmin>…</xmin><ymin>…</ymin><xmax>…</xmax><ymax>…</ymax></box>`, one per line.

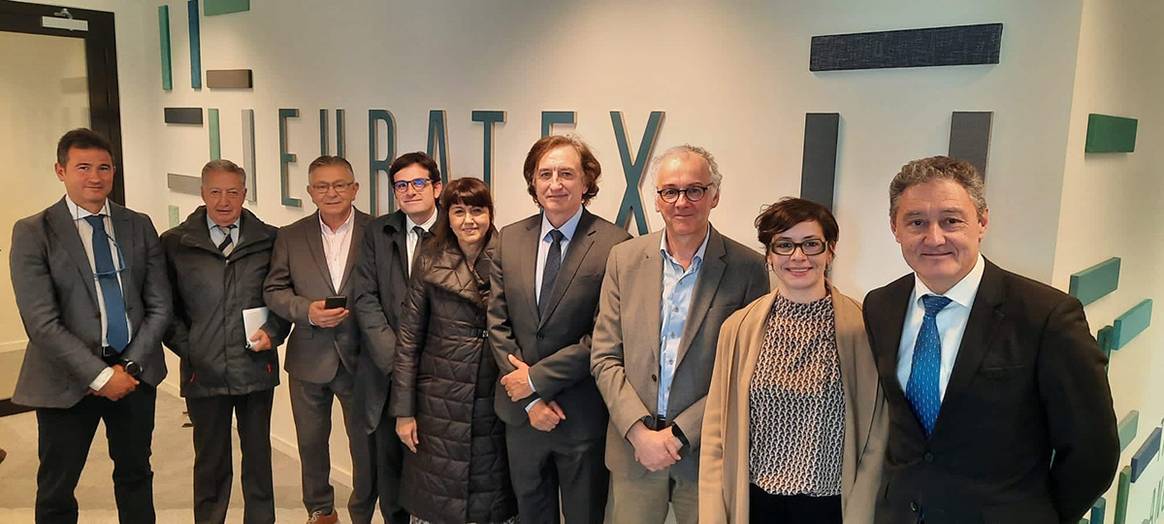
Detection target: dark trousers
<box><xmin>289</xmin><ymin>368</ymin><xmax>376</xmax><ymax>524</ymax></box>
<box><xmin>505</xmin><ymin>424</ymin><xmax>607</xmax><ymax>524</ymax></box>
<box><xmin>369</xmin><ymin>401</ymin><xmax>408</xmax><ymax>523</ymax></box>
<box><xmin>186</xmin><ymin>389</ymin><xmax>275</xmax><ymax>524</ymax></box>
<box><xmin>748</xmin><ymin>484</ymin><xmax>841</xmax><ymax>524</ymax></box>
<box><xmin>35</xmin><ymin>384</ymin><xmax>157</xmax><ymax>524</ymax></box>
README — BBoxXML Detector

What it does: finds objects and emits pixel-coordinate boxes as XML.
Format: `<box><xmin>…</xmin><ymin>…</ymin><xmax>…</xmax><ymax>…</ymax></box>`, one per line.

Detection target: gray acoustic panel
<box><xmin>164</xmin><ymin>107</ymin><xmax>203</xmax><ymax>125</ymax></box>
<box><xmin>167</xmin><ymin>173</ymin><xmax>201</xmax><ymax>195</ymax></box>
<box><xmin>800</xmin><ymin>113</ymin><xmax>841</xmax><ymax>210</ymax></box>
<box><xmin>206</xmin><ymin>69</ymin><xmax>253</xmax><ymax>89</ymax></box>
<box><xmin>949</xmin><ymin>111</ymin><xmax>993</xmax><ymax>178</ymax></box>
<box><xmin>810</xmin><ymin>23</ymin><xmax>1003</xmax><ymax>72</ymax></box>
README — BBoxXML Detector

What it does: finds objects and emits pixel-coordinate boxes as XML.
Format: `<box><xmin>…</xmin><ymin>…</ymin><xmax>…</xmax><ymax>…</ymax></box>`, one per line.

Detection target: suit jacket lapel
<box><xmin>519</xmin><ymin>217</ymin><xmax>541</xmax><ymax>326</ymax></box>
<box><xmin>675</xmin><ymin>228</ymin><xmax>726</xmax><ymax>366</ymax></box>
<box><xmin>47</xmin><ymin>199</ymin><xmax>99</xmax><ymax>308</ymax></box>
<box><xmin>874</xmin><ymin>275</ymin><xmax>914</xmax><ymax>414</ymax></box>
<box><xmin>389</xmin><ymin>213</ymin><xmax>410</xmax><ymax>281</ymax></box>
<box><xmin>338</xmin><ymin>210</ymin><xmax>369</xmax><ymax>293</ymax></box>
<box><xmin>631</xmin><ymin>234</ymin><xmax>665</xmax><ymax>382</ymax></box>
<box><xmin>538</xmin><ymin>211</ymin><xmax>596</xmax><ymax>329</ymax></box>
<box><xmin>305</xmin><ymin>211</ymin><xmax>335</xmax><ymax>295</ymax></box>
<box><xmin>938</xmin><ymin>259</ymin><xmax>1006</xmax><ymax>431</ymax></box>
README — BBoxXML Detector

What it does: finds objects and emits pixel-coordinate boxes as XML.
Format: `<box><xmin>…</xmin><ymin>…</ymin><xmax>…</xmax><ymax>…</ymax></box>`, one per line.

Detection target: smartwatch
<box><xmin>120</xmin><ymin>359</ymin><xmax>143</xmax><ymax>379</ymax></box>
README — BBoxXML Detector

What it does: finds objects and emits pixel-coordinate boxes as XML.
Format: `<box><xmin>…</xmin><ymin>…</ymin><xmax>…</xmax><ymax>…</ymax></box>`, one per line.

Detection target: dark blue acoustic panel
<box><xmin>810</xmin><ymin>23</ymin><xmax>1003</xmax><ymax>72</ymax></box>
<box><xmin>1130</xmin><ymin>426</ymin><xmax>1160</xmax><ymax>483</ymax></box>
<box><xmin>800</xmin><ymin>113</ymin><xmax>840</xmax><ymax>210</ymax></box>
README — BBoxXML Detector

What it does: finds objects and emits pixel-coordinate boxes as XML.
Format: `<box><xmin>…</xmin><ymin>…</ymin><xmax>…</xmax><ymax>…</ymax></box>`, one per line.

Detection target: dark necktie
<box><xmin>84</xmin><ymin>215</ymin><xmax>130</xmax><ymax>353</ymax></box>
<box><xmin>538</xmin><ymin>229</ymin><xmax>564</xmax><ymax>317</ymax></box>
<box><xmin>410</xmin><ymin>225</ymin><xmax>429</xmax><ymax>274</ymax></box>
<box><xmin>906</xmin><ymin>294</ymin><xmax>953</xmax><ymax>436</ymax></box>
<box><xmin>217</xmin><ymin>224</ymin><xmax>237</xmax><ymax>255</ymax></box>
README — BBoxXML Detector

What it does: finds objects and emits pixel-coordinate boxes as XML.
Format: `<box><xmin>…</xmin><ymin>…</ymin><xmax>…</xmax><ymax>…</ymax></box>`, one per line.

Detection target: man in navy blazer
<box><xmin>10</xmin><ymin>128</ymin><xmax>172</xmax><ymax>523</ymax></box>
<box><xmin>863</xmin><ymin>156</ymin><xmax>1118</xmax><ymax>523</ymax></box>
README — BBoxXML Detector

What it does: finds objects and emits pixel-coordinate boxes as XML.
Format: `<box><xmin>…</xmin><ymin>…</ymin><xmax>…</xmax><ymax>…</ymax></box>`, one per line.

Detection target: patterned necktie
<box><xmin>905</xmin><ymin>294</ymin><xmax>952</xmax><ymax>436</ymax></box>
<box><xmin>217</xmin><ymin>224</ymin><xmax>237</xmax><ymax>255</ymax></box>
<box><xmin>538</xmin><ymin>229</ymin><xmax>565</xmax><ymax>317</ymax></box>
<box><xmin>84</xmin><ymin>215</ymin><xmax>130</xmax><ymax>352</ymax></box>
<box><xmin>410</xmin><ymin>225</ymin><xmax>429</xmax><ymax>274</ymax></box>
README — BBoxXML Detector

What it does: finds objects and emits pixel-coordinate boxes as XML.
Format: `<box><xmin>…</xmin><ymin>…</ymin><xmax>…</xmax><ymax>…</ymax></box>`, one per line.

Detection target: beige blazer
<box><xmin>698</xmin><ymin>287</ymin><xmax>887</xmax><ymax>523</ymax></box>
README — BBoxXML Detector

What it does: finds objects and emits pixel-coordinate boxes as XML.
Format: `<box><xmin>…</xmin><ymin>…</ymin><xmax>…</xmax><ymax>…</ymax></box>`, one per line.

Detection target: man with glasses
<box><xmin>10</xmin><ymin>128</ymin><xmax>172</xmax><ymax>523</ymax></box>
<box><xmin>487</xmin><ymin>135</ymin><xmax>631</xmax><ymax>523</ymax></box>
<box><xmin>591</xmin><ymin>144</ymin><xmax>768</xmax><ymax>524</ymax></box>
<box><xmin>162</xmin><ymin>159</ymin><xmax>290</xmax><ymax>524</ymax></box>
<box><xmin>264</xmin><ymin>155</ymin><xmax>375</xmax><ymax>524</ymax></box>
<box><xmin>351</xmin><ymin>151</ymin><xmax>443</xmax><ymax>523</ymax></box>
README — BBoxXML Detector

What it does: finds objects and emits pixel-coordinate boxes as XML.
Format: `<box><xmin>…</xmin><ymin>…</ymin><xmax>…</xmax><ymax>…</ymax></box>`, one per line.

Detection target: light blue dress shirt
<box><xmin>656</xmin><ymin>227</ymin><xmax>710</xmax><ymax>418</ymax></box>
<box><xmin>207</xmin><ymin>215</ymin><xmax>241</xmax><ymax>248</ymax></box>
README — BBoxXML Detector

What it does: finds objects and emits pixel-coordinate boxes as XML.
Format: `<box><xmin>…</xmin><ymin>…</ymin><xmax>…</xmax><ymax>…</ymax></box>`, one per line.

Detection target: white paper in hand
<box><xmin>242</xmin><ymin>307</ymin><xmax>270</xmax><ymax>348</ymax></box>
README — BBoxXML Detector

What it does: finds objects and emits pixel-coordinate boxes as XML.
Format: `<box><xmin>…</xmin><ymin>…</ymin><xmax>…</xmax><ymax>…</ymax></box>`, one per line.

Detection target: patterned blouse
<box><xmin>748</xmin><ymin>293</ymin><xmax>845</xmax><ymax>496</ymax></box>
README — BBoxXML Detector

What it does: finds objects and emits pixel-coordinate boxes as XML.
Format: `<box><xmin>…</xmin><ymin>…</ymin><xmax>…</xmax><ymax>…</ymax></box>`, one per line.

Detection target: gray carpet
<box><xmin>0</xmin><ymin>386</ymin><xmax>367</xmax><ymax>523</ymax></box>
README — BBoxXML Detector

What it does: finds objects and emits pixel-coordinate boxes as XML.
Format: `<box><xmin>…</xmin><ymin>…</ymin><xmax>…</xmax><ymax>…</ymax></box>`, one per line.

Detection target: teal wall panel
<box><xmin>188</xmin><ymin>0</ymin><xmax>201</xmax><ymax>89</ymax></box>
<box><xmin>541</xmin><ymin>111</ymin><xmax>575</xmax><ymax>136</ymax></box>
<box><xmin>611</xmin><ymin>111</ymin><xmax>664</xmax><ymax>235</ymax></box>
<box><xmin>427</xmin><ymin>110</ymin><xmax>450</xmax><ymax>184</ymax></box>
<box><xmin>1120</xmin><ymin>410</ymin><xmax>1140</xmax><ymax>452</ymax></box>
<box><xmin>168</xmin><ymin>205</ymin><xmax>180</xmax><ymax>229</ymax></box>
<box><xmin>158</xmin><ymin>5</ymin><xmax>172</xmax><ymax>91</ymax></box>
<box><xmin>208</xmin><ymin>108</ymin><xmax>220</xmax><ymax>160</ymax></box>
<box><xmin>1070</xmin><ymin>257</ymin><xmax>1120</xmax><ymax>306</ymax></box>
<box><xmin>471</xmin><ymin>110</ymin><xmax>505</xmax><ymax>187</ymax></box>
<box><xmin>1089</xmin><ymin>497</ymin><xmax>1105</xmax><ymax>524</ymax></box>
<box><xmin>242</xmin><ymin>109</ymin><xmax>256</xmax><ymax>203</ymax></box>
<box><xmin>1086</xmin><ymin>113</ymin><xmax>1138</xmax><ymax>153</ymax></box>
<box><xmin>1112</xmin><ymin>299</ymin><xmax>1152</xmax><ymax>350</ymax></box>
<box><xmin>204</xmin><ymin>0</ymin><xmax>249</xmax><ymax>16</ymax></box>
<box><xmin>1115</xmin><ymin>466</ymin><xmax>1130</xmax><ymax>524</ymax></box>
<box><xmin>368</xmin><ymin>109</ymin><xmax>396</xmax><ymax>215</ymax></box>
<box><xmin>278</xmin><ymin>108</ymin><xmax>302</xmax><ymax>207</ymax></box>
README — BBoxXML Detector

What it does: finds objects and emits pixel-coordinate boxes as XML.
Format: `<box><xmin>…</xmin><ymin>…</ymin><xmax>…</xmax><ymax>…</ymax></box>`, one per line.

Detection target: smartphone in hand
<box><xmin>324</xmin><ymin>295</ymin><xmax>347</xmax><ymax>309</ymax></box>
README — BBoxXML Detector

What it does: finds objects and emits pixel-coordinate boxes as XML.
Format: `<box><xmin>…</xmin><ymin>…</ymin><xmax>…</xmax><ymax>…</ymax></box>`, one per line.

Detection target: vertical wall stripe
<box><xmin>278</xmin><ymin>108</ymin><xmax>302</xmax><ymax>207</ymax></box>
<box><xmin>800</xmin><ymin>113</ymin><xmax>841</xmax><ymax>210</ymax></box>
<box><xmin>168</xmin><ymin>205</ymin><xmax>180</xmax><ymax>229</ymax></box>
<box><xmin>368</xmin><ymin>109</ymin><xmax>396</xmax><ymax>215</ymax></box>
<box><xmin>188</xmin><ymin>0</ymin><xmax>202</xmax><ymax>89</ymax></box>
<box><xmin>948</xmin><ymin>111</ymin><xmax>993</xmax><ymax>178</ymax></box>
<box><xmin>319</xmin><ymin>109</ymin><xmax>330</xmax><ymax>155</ymax></box>
<box><xmin>158</xmin><ymin>5</ymin><xmax>172</xmax><ymax>91</ymax></box>
<box><xmin>208</xmin><ymin>108</ymin><xmax>221</xmax><ymax>160</ymax></box>
<box><xmin>242</xmin><ymin>109</ymin><xmax>256</xmax><ymax>203</ymax></box>
<box><xmin>426</xmin><ymin>110</ymin><xmax>450</xmax><ymax>184</ymax></box>
<box><xmin>335</xmin><ymin>109</ymin><xmax>346</xmax><ymax>158</ymax></box>
<box><xmin>471</xmin><ymin>110</ymin><xmax>505</xmax><ymax>187</ymax></box>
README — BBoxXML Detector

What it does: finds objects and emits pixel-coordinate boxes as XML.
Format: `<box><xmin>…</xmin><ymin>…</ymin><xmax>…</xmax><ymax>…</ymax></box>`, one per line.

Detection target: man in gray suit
<box><xmin>10</xmin><ymin>128</ymin><xmax>172</xmax><ymax>523</ymax></box>
<box><xmin>263</xmin><ymin>155</ymin><xmax>374</xmax><ymax>524</ymax></box>
<box><xmin>488</xmin><ymin>135</ymin><xmax>631</xmax><ymax>524</ymax></box>
<box><xmin>352</xmin><ymin>151</ymin><xmax>444</xmax><ymax>523</ymax></box>
<box><xmin>591</xmin><ymin>145</ymin><xmax>768</xmax><ymax>524</ymax></box>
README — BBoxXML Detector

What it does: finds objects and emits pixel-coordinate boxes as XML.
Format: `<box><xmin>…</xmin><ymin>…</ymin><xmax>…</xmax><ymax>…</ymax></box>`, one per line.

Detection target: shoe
<box><xmin>307</xmin><ymin>509</ymin><xmax>338</xmax><ymax>524</ymax></box>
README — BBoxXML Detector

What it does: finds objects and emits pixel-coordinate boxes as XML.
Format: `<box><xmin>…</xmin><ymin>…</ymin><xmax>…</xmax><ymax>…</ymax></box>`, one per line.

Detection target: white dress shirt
<box><xmin>65</xmin><ymin>198</ymin><xmax>132</xmax><ymax>391</ymax></box>
<box><xmin>895</xmin><ymin>254</ymin><xmax>986</xmax><ymax>400</ymax></box>
<box><xmin>319</xmin><ymin>208</ymin><xmax>356</xmax><ymax>292</ymax></box>
<box><xmin>404</xmin><ymin>210</ymin><xmax>438</xmax><ymax>276</ymax></box>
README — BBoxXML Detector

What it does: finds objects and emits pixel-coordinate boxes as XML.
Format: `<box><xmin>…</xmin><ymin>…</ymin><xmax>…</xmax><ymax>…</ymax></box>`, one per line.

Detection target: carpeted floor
<box><xmin>0</xmin><ymin>386</ymin><xmax>369</xmax><ymax>523</ymax></box>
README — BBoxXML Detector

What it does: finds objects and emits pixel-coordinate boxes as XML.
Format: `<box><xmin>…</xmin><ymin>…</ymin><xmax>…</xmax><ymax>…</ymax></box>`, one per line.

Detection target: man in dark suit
<box><xmin>863</xmin><ymin>156</ymin><xmax>1119</xmax><ymax>523</ymax></box>
<box><xmin>352</xmin><ymin>151</ymin><xmax>443</xmax><ymax>523</ymax></box>
<box><xmin>263</xmin><ymin>155</ymin><xmax>375</xmax><ymax>524</ymax></box>
<box><xmin>487</xmin><ymin>135</ymin><xmax>631</xmax><ymax>524</ymax></box>
<box><xmin>590</xmin><ymin>145</ymin><xmax>768</xmax><ymax>524</ymax></box>
<box><xmin>162</xmin><ymin>159</ymin><xmax>290</xmax><ymax>524</ymax></box>
<box><xmin>10</xmin><ymin>128</ymin><xmax>172</xmax><ymax>523</ymax></box>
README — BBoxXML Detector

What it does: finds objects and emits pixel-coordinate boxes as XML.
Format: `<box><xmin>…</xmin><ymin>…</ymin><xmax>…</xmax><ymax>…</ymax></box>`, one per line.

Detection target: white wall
<box><xmin>1052</xmin><ymin>0</ymin><xmax>1164</xmax><ymax>518</ymax></box>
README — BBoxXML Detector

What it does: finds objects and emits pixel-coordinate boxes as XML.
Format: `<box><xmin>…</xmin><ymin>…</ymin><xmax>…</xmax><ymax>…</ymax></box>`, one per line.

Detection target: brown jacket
<box><xmin>699</xmin><ymin>287</ymin><xmax>887</xmax><ymax>523</ymax></box>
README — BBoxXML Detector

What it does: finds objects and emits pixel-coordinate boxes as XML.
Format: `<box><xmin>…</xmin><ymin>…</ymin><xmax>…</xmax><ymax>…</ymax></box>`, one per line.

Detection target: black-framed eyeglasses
<box><xmin>309</xmin><ymin>181</ymin><xmax>356</xmax><ymax>194</ymax></box>
<box><xmin>656</xmin><ymin>185</ymin><xmax>712</xmax><ymax>203</ymax></box>
<box><xmin>393</xmin><ymin>178</ymin><xmax>434</xmax><ymax>193</ymax></box>
<box><xmin>769</xmin><ymin>238</ymin><xmax>828</xmax><ymax>256</ymax></box>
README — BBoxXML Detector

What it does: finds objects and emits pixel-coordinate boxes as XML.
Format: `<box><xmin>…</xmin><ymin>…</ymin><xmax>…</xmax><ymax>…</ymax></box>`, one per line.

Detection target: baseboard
<box><xmin>155</xmin><ymin>381</ymin><xmax>354</xmax><ymax>489</ymax></box>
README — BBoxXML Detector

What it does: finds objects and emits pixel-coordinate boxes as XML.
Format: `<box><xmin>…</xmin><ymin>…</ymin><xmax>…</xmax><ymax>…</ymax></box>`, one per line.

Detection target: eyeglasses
<box><xmin>769</xmin><ymin>239</ymin><xmax>828</xmax><ymax>256</ymax></box>
<box><xmin>656</xmin><ymin>185</ymin><xmax>713</xmax><ymax>203</ymax></box>
<box><xmin>309</xmin><ymin>181</ymin><xmax>356</xmax><ymax>194</ymax></box>
<box><xmin>393</xmin><ymin>178</ymin><xmax>434</xmax><ymax>193</ymax></box>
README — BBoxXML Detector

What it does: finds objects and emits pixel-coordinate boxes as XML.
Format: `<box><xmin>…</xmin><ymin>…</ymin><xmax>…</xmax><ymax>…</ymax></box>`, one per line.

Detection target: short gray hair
<box><xmin>889</xmin><ymin>156</ymin><xmax>987</xmax><ymax>221</ymax></box>
<box><xmin>201</xmin><ymin>159</ymin><xmax>246</xmax><ymax>185</ymax></box>
<box><xmin>650</xmin><ymin>144</ymin><xmax>723</xmax><ymax>190</ymax></box>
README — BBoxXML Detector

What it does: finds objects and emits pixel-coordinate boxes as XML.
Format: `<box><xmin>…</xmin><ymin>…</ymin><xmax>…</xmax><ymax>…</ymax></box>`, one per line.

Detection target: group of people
<box><xmin>9</xmin><ymin>127</ymin><xmax>1120</xmax><ymax>524</ymax></box>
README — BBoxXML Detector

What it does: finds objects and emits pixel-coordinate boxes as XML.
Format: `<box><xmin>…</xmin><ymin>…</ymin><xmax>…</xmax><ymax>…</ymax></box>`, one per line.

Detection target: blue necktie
<box><xmin>538</xmin><ymin>229</ymin><xmax>564</xmax><ymax>318</ymax></box>
<box><xmin>906</xmin><ymin>294</ymin><xmax>952</xmax><ymax>436</ymax></box>
<box><xmin>84</xmin><ymin>215</ymin><xmax>130</xmax><ymax>353</ymax></box>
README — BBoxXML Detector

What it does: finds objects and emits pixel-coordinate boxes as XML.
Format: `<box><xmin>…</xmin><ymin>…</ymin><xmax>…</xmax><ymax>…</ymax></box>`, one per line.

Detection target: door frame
<box><xmin>0</xmin><ymin>0</ymin><xmax>124</xmax><ymax>204</ymax></box>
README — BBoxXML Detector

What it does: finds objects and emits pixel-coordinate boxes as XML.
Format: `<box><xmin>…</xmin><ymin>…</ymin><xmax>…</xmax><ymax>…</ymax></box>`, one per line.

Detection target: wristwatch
<box><xmin>120</xmin><ymin>359</ymin><xmax>143</xmax><ymax>379</ymax></box>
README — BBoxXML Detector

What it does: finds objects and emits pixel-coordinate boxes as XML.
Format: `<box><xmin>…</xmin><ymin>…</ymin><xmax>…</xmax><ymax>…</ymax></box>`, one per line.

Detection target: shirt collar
<box><xmin>65</xmin><ymin>197</ymin><xmax>110</xmax><ymax>220</ymax></box>
<box><xmin>319</xmin><ymin>207</ymin><xmax>355</xmax><ymax>235</ymax></box>
<box><xmin>660</xmin><ymin>225</ymin><xmax>711</xmax><ymax>266</ymax></box>
<box><xmin>539</xmin><ymin>206</ymin><xmax>584</xmax><ymax>242</ymax></box>
<box><xmin>911</xmin><ymin>253</ymin><xmax>985</xmax><ymax>309</ymax></box>
<box><xmin>405</xmin><ymin>208</ymin><xmax>439</xmax><ymax>234</ymax></box>
<box><xmin>206</xmin><ymin>213</ymin><xmax>241</xmax><ymax>233</ymax></box>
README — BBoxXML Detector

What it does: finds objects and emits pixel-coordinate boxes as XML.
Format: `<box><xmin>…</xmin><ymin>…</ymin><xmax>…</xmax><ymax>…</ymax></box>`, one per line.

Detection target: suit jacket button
<box><xmin>923</xmin><ymin>452</ymin><xmax>934</xmax><ymax>463</ymax></box>
<box><xmin>910</xmin><ymin>501</ymin><xmax>920</xmax><ymax>512</ymax></box>
<box><xmin>536</xmin><ymin>333</ymin><xmax>544</xmax><ymax>340</ymax></box>
<box><xmin>651</xmin><ymin>374</ymin><xmax>658</xmax><ymax>381</ymax></box>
